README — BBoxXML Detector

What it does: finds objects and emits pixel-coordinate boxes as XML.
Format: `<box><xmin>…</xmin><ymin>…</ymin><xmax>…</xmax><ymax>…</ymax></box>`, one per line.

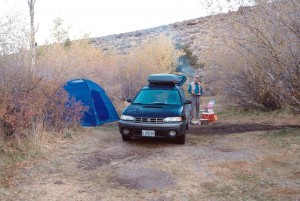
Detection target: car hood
<box><xmin>122</xmin><ymin>104</ymin><xmax>183</xmax><ymax>118</ymax></box>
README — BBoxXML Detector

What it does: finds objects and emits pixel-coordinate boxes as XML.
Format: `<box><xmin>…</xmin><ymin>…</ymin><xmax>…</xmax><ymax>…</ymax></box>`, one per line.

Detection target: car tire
<box><xmin>176</xmin><ymin>133</ymin><xmax>186</xmax><ymax>144</ymax></box>
<box><xmin>176</xmin><ymin>128</ymin><xmax>186</xmax><ymax>144</ymax></box>
<box><xmin>122</xmin><ymin>135</ymin><xmax>131</xmax><ymax>141</ymax></box>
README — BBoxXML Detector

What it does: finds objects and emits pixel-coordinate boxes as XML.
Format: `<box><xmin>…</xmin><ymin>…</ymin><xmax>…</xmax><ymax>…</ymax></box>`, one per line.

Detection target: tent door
<box><xmin>91</xmin><ymin>90</ymin><xmax>109</xmax><ymax>121</ymax></box>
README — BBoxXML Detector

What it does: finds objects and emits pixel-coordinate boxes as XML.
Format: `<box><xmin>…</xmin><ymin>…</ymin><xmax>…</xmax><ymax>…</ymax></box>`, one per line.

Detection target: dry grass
<box><xmin>1</xmin><ymin>109</ymin><xmax>300</xmax><ymax>201</ymax></box>
<box><xmin>201</xmin><ymin>127</ymin><xmax>300</xmax><ymax>201</ymax></box>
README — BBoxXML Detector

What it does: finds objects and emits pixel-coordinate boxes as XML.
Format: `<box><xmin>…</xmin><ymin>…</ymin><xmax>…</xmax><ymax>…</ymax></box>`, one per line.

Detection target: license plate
<box><xmin>142</xmin><ymin>130</ymin><xmax>155</xmax><ymax>137</ymax></box>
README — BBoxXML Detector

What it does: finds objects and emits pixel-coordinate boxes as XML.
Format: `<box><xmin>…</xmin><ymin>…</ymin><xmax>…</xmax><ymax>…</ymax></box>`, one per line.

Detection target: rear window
<box><xmin>133</xmin><ymin>89</ymin><xmax>181</xmax><ymax>105</ymax></box>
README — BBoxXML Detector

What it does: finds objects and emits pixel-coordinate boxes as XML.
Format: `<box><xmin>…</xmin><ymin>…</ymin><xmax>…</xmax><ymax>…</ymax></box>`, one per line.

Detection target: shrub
<box><xmin>210</xmin><ymin>0</ymin><xmax>300</xmax><ymax>111</ymax></box>
<box><xmin>42</xmin><ymin>88</ymin><xmax>86</xmax><ymax>132</ymax></box>
<box><xmin>118</xmin><ymin>34</ymin><xmax>183</xmax><ymax>99</ymax></box>
<box><xmin>182</xmin><ymin>46</ymin><xmax>199</xmax><ymax>68</ymax></box>
<box><xmin>0</xmin><ymin>69</ymin><xmax>86</xmax><ymax>140</ymax></box>
<box><xmin>0</xmin><ymin>12</ymin><xmax>182</xmax><ymax>152</ymax></box>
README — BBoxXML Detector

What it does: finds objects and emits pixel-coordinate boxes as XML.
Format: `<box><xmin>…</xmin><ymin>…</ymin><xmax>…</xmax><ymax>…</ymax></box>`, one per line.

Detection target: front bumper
<box><xmin>119</xmin><ymin>120</ymin><xmax>185</xmax><ymax>138</ymax></box>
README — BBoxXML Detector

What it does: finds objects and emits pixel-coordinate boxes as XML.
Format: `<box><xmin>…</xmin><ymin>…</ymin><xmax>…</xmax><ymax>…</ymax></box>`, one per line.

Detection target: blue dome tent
<box><xmin>64</xmin><ymin>79</ymin><xmax>119</xmax><ymax>126</ymax></box>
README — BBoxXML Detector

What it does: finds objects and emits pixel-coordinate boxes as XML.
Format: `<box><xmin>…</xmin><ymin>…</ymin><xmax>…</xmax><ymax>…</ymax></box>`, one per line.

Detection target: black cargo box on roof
<box><xmin>147</xmin><ymin>74</ymin><xmax>187</xmax><ymax>87</ymax></box>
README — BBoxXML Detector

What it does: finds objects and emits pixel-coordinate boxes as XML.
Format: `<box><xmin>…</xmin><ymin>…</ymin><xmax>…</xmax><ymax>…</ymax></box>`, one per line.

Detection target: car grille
<box><xmin>134</xmin><ymin>117</ymin><xmax>164</xmax><ymax>124</ymax></box>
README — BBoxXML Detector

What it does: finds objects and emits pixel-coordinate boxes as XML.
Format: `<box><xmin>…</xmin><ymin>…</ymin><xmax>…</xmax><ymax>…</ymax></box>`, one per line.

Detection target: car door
<box><xmin>178</xmin><ymin>87</ymin><xmax>189</xmax><ymax>121</ymax></box>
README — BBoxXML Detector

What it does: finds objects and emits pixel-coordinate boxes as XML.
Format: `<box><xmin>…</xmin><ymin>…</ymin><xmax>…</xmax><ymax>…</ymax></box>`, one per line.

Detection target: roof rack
<box><xmin>147</xmin><ymin>74</ymin><xmax>187</xmax><ymax>87</ymax></box>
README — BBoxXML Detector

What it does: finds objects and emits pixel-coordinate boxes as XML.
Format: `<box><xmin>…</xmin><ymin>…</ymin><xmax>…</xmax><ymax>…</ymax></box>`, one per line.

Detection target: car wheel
<box><xmin>122</xmin><ymin>135</ymin><xmax>131</xmax><ymax>141</ymax></box>
<box><xmin>176</xmin><ymin>133</ymin><xmax>186</xmax><ymax>144</ymax></box>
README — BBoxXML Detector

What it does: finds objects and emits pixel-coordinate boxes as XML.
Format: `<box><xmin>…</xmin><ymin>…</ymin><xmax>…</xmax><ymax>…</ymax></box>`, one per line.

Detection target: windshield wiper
<box><xmin>133</xmin><ymin>102</ymin><xmax>168</xmax><ymax>105</ymax></box>
<box><xmin>152</xmin><ymin>102</ymin><xmax>168</xmax><ymax>105</ymax></box>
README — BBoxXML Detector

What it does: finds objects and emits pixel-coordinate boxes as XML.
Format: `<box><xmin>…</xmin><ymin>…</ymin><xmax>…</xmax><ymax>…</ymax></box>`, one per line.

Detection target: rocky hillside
<box><xmin>90</xmin><ymin>6</ymin><xmax>255</xmax><ymax>95</ymax></box>
<box><xmin>90</xmin><ymin>6</ymin><xmax>252</xmax><ymax>64</ymax></box>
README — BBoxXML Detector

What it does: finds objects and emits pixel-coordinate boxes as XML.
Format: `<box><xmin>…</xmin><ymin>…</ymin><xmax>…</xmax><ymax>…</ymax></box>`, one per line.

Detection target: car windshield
<box><xmin>133</xmin><ymin>89</ymin><xmax>181</xmax><ymax>105</ymax></box>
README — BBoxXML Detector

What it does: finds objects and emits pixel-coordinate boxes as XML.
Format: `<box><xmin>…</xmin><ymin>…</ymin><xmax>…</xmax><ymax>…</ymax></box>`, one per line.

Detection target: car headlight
<box><xmin>120</xmin><ymin>115</ymin><xmax>135</xmax><ymax>121</ymax></box>
<box><xmin>164</xmin><ymin>117</ymin><xmax>182</xmax><ymax>122</ymax></box>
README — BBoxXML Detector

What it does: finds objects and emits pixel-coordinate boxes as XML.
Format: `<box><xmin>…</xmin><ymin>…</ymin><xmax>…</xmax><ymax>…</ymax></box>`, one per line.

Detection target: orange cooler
<box><xmin>202</xmin><ymin>112</ymin><xmax>217</xmax><ymax>122</ymax></box>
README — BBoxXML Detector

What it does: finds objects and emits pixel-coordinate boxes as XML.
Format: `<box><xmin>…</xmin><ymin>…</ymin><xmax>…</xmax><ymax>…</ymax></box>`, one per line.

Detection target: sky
<box><xmin>0</xmin><ymin>0</ymin><xmax>248</xmax><ymax>45</ymax></box>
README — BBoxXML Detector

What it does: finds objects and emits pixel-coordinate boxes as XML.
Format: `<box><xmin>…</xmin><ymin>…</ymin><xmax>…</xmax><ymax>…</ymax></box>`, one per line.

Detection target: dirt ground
<box><xmin>0</xmin><ymin>114</ymin><xmax>300</xmax><ymax>201</ymax></box>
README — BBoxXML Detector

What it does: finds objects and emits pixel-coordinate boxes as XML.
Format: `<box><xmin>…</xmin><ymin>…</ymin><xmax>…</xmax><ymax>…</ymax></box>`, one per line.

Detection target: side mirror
<box><xmin>126</xmin><ymin>98</ymin><xmax>133</xmax><ymax>103</ymax></box>
<box><xmin>184</xmin><ymin>100</ymin><xmax>192</xmax><ymax>105</ymax></box>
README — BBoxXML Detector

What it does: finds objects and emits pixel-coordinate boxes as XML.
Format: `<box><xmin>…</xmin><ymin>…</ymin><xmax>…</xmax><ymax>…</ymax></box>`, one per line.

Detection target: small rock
<box><xmin>54</xmin><ymin>180</ymin><xmax>64</xmax><ymax>185</ymax></box>
<box><xmin>291</xmin><ymin>144</ymin><xmax>300</xmax><ymax>150</ymax></box>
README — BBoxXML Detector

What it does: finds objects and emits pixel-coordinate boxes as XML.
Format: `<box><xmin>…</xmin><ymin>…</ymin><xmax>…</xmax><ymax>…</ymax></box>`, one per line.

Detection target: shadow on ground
<box><xmin>189</xmin><ymin>123</ymin><xmax>300</xmax><ymax>135</ymax></box>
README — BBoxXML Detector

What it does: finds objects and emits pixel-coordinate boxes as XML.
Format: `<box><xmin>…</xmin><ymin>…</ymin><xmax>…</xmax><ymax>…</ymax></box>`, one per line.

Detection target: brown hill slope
<box><xmin>90</xmin><ymin>6</ymin><xmax>252</xmax><ymax>66</ymax></box>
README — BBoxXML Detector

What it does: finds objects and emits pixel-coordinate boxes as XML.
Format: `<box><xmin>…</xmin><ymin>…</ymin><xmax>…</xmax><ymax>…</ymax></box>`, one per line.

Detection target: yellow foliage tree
<box><xmin>120</xmin><ymin>34</ymin><xmax>183</xmax><ymax>99</ymax></box>
<box><xmin>37</xmin><ymin>33</ymin><xmax>183</xmax><ymax>107</ymax></box>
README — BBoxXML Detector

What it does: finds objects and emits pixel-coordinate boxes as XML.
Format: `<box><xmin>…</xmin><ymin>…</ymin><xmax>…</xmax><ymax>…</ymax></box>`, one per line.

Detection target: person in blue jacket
<box><xmin>188</xmin><ymin>75</ymin><xmax>203</xmax><ymax>122</ymax></box>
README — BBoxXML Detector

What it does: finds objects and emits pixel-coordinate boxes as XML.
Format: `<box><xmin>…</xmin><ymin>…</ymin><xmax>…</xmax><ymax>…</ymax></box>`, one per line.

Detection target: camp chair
<box><xmin>200</xmin><ymin>99</ymin><xmax>215</xmax><ymax>112</ymax></box>
<box><xmin>199</xmin><ymin>99</ymin><xmax>217</xmax><ymax>124</ymax></box>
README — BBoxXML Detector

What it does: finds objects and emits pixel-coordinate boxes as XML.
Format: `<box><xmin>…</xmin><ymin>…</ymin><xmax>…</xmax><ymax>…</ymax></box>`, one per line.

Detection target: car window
<box><xmin>133</xmin><ymin>89</ymin><xmax>181</xmax><ymax>105</ymax></box>
<box><xmin>178</xmin><ymin>87</ymin><xmax>186</xmax><ymax>101</ymax></box>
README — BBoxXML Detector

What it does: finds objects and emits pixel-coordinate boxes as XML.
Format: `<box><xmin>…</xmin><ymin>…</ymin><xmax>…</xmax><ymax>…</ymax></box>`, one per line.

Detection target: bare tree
<box><xmin>211</xmin><ymin>0</ymin><xmax>300</xmax><ymax>111</ymax></box>
<box><xmin>0</xmin><ymin>13</ymin><xmax>27</xmax><ymax>56</ymax></box>
<box><xmin>28</xmin><ymin>0</ymin><xmax>37</xmax><ymax>72</ymax></box>
<box><xmin>51</xmin><ymin>17</ymin><xmax>69</xmax><ymax>44</ymax></box>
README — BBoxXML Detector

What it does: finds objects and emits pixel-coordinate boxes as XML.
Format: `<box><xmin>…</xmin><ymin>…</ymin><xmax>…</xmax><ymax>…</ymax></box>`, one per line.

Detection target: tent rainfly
<box><xmin>64</xmin><ymin>79</ymin><xmax>119</xmax><ymax>126</ymax></box>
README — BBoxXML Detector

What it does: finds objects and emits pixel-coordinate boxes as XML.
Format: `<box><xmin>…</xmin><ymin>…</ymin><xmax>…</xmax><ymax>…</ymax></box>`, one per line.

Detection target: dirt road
<box><xmin>1</xmin><ymin>117</ymin><xmax>300</xmax><ymax>201</ymax></box>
